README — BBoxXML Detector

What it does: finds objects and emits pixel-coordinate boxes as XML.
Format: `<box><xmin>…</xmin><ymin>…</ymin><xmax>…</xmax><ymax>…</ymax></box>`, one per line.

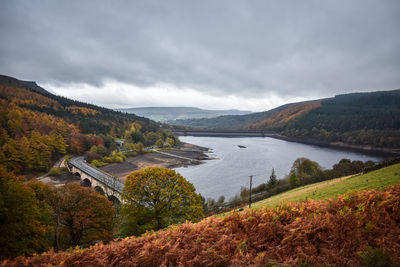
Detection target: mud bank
<box><xmin>99</xmin><ymin>142</ymin><xmax>211</xmax><ymax>182</ymax></box>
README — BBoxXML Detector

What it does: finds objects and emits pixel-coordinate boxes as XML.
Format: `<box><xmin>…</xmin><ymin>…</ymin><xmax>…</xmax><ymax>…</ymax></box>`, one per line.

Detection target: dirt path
<box><xmin>34</xmin><ymin>156</ymin><xmax>80</xmax><ymax>186</ymax></box>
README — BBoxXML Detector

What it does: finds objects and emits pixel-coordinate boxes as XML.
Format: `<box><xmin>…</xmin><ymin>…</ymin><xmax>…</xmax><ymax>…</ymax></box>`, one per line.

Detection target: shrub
<box><xmin>91</xmin><ymin>160</ymin><xmax>107</xmax><ymax>167</ymax></box>
<box><xmin>359</xmin><ymin>246</ymin><xmax>393</xmax><ymax>267</ymax></box>
<box><xmin>48</xmin><ymin>167</ymin><xmax>64</xmax><ymax>176</ymax></box>
<box><xmin>103</xmin><ymin>151</ymin><xmax>126</xmax><ymax>163</ymax></box>
<box><xmin>84</xmin><ymin>151</ymin><xmax>102</xmax><ymax>163</ymax></box>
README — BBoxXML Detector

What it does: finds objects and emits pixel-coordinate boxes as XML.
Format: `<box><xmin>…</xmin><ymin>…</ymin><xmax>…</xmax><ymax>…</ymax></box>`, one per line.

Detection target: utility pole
<box><xmin>249</xmin><ymin>175</ymin><xmax>253</xmax><ymax>208</ymax></box>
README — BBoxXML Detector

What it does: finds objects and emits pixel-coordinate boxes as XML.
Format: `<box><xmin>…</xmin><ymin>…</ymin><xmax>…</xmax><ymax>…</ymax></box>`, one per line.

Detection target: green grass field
<box><xmin>251</xmin><ymin>163</ymin><xmax>400</xmax><ymax>209</ymax></box>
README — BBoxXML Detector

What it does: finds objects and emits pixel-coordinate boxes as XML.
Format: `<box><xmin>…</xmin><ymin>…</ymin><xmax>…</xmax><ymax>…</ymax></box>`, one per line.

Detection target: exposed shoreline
<box><xmin>270</xmin><ymin>135</ymin><xmax>400</xmax><ymax>158</ymax></box>
<box><xmin>99</xmin><ymin>142</ymin><xmax>212</xmax><ymax>182</ymax></box>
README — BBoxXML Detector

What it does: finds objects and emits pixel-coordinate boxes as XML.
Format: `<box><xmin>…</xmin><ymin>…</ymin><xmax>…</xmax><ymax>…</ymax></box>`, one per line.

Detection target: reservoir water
<box><xmin>175</xmin><ymin>136</ymin><xmax>381</xmax><ymax>200</ymax></box>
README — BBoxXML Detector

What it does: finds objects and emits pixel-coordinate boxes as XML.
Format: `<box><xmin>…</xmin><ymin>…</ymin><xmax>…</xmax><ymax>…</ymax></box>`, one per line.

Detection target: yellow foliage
<box><xmin>0</xmin><ymin>85</ymin><xmax>60</xmax><ymax>109</ymax></box>
<box><xmin>65</xmin><ymin>106</ymin><xmax>99</xmax><ymax>115</ymax></box>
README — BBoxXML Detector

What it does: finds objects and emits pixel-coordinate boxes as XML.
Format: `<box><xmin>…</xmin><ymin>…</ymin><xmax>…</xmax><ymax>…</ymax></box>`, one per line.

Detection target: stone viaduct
<box><xmin>68</xmin><ymin>156</ymin><xmax>124</xmax><ymax>204</ymax></box>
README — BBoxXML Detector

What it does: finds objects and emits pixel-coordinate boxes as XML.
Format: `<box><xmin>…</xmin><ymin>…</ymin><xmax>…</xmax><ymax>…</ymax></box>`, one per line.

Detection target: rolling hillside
<box><xmin>0</xmin><ymin>75</ymin><xmax>157</xmax><ymax>134</ymax></box>
<box><xmin>172</xmin><ymin>89</ymin><xmax>400</xmax><ymax>150</ymax></box>
<box><xmin>246</xmin><ymin>101</ymin><xmax>321</xmax><ymax>130</ymax></box>
<box><xmin>0</xmin><ymin>75</ymin><xmax>160</xmax><ymax>173</ymax></box>
<box><xmin>274</xmin><ymin>89</ymin><xmax>400</xmax><ymax>149</ymax></box>
<box><xmin>170</xmin><ymin>100</ymin><xmax>319</xmax><ymax>130</ymax></box>
<box><xmin>116</xmin><ymin>106</ymin><xmax>251</xmax><ymax>122</ymax></box>
<box><xmin>252</xmin><ymin>163</ymin><xmax>400</xmax><ymax>208</ymax></box>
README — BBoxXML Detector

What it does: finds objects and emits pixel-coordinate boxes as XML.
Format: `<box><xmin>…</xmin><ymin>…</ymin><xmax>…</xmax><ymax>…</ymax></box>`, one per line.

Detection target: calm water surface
<box><xmin>175</xmin><ymin>136</ymin><xmax>381</xmax><ymax>200</ymax></box>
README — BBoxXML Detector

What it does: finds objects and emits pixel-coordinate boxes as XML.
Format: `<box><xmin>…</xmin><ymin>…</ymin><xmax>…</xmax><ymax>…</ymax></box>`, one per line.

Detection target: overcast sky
<box><xmin>1</xmin><ymin>1</ymin><xmax>399</xmax><ymax>112</ymax></box>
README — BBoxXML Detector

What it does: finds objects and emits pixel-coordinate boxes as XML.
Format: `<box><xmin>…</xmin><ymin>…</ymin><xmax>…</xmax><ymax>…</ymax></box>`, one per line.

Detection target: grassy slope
<box><xmin>252</xmin><ymin>163</ymin><xmax>400</xmax><ymax>208</ymax></box>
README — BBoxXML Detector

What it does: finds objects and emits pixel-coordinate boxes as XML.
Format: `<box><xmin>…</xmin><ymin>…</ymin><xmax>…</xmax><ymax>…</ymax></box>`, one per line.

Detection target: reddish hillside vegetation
<box><xmin>247</xmin><ymin>101</ymin><xmax>321</xmax><ymax>131</ymax></box>
<box><xmin>3</xmin><ymin>186</ymin><xmax>400</xmax><ymax>266</ymax></box>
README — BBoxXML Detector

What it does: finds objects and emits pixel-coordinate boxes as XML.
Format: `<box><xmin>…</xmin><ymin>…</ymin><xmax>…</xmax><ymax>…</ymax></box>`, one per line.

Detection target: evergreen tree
<box><xmin>267</xmin><ymin>168</ymin><xmax>277</xmax><ymax>189</ymax></box>
<box><xmin>289</xmin><ymin>172</ymin><xmax>300</xmax><ymax>188</ymax></box>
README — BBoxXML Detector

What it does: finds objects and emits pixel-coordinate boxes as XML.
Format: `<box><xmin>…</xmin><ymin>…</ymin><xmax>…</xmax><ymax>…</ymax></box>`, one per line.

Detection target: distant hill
<box><xmin>116</xmin><ymin>106</ymin><xmax>251</xmax><ymax>122</ymax></box>
<box><xmin>172</xmin><ymin>89</ymin><xmax>400</xmax><ymax>149</ymax></box>
<box><xmin>169</xmin><ymin>100</ymin><xmax>322</xmax><ymax>130</ymax></box>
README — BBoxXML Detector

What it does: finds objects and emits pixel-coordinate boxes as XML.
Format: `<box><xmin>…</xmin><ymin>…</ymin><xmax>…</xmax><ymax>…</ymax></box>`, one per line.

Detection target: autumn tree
<box><xmin>331</xmin><ymin>158</ymin><xmax>365</xmax><ymax>177</ymax></box>
<box><xmin>129</xmin><ymin>131</ymin><xmax>145</xmax><ymax>144</ymax></box>
<box><xmin>155</xmin><ymin>138</ymin><xmax>164</xmax><ymax>148</ymax></box>
<box><xmin>86</xmin><ymin>134</ymin><xmax>104</xmax><ymax>148</ymax></box>
<box><xmin>68</xmin><ymin>132</ymin><xmax>88</xmax><ymax>154</ymax></box>
<box><xmin>53</xmin><ymin>184</ymin><xmax>115</xmax><ymax>248</ymax></box>
<box><xmin>120</xmin><ymin>167</ymin><xmax>204</xmax><ymax>237</ymax></box>
<box><xmin>84</xmin><ymin>151</ymin><xmax>102</xmax><ymax>163</ymax></box>
<box><xmin>0</xmin><ymin>139</ymin><xmax>22</xmax><ymax>172</ymax></box>
<box><xmin>90</xmin><ymin>144</ymin><xmax>107</xmax><ymax>156</ymax></box>
<box><xmin>291</xmin><ymin>157</ymin><xmax>322</xmax><ymax>184</ymax></box>
<box><xmin>48</xmin><ymin>132</ymin><xmax>68</xmax><ymax>155</ymax></box>
<box><xmin>26</xmin><ymin>180</ymin><xmax>56</xmax><ymax>237</ymax></box>
<box><xmin>121</xmin><ymin>122</ymin><xmax>146</xmax><ymax>146</ymax></box>
<box><xmin>0</xmin><ymin>168</ymin><xmax>53</xmax><ymax>259</ymax></box>
<box><xmin>124</xmin><ymin>142</ymin><xmax>144</xmax><ymax>153</ymax></box>
<box><xmin>144</xmin><ymin>132</ymin><xmax>161</xmax><ymax>146</ymax></box>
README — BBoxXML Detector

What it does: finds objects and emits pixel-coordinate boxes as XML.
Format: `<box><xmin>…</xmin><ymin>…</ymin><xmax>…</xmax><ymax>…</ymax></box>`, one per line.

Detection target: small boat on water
<box><xmin>237</xmin><ymin>145</ymin><xmax>246</xmax><ymax>148</ymax></box>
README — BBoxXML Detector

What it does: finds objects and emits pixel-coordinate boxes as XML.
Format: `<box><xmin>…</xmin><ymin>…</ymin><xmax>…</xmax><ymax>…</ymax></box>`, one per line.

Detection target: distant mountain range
<box><xmin>115</xmin><ymin>107</ymin><xmax>251</xmax><ymax>122</ymax></box>
<box><xmin>171</xmin><ymin>89</ymin><xmax>400</xmax><ymax>150</ymax></box>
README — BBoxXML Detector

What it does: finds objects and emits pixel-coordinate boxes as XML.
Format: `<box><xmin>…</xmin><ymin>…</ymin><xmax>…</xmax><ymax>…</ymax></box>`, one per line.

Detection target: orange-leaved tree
<box><xmin>54</xmin><ymin>183</ymin><xmax>115</xmax><ymax>248</ymax></box>
<box><xmin>120</xmin><ymin>167</ymin><xmax>204</xmax><ymax>237</ymax></box>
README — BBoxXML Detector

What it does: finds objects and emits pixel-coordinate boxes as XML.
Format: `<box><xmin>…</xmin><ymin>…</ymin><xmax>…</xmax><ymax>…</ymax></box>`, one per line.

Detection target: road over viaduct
<box><xmin>68</xmin><ymin>156</ymin><xmax>124</xmax><ymax>204</ymax></box>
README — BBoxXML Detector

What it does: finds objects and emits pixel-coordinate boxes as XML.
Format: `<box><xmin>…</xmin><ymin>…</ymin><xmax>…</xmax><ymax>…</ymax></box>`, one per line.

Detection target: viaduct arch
<box><xmin>68</xmin><ymin>157</ymin><xmax>124</xmax><ymax>204</ymax></box>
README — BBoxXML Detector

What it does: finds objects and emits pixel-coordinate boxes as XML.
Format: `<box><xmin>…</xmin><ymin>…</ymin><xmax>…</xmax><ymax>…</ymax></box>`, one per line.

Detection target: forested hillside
<box><xmin>170</xmin><ymin>101</ymin><xmax>316</xmax><ymax>130</ymax></box>
<box><xmin>247</xmin><ymin>89</ymin><xmax>400</xmax><ymax>148</ymax></box>
<box><xmin>0</xmin><ymin>75</ymin><xmax>164</xmax><ymax>174</ymax></box>
<box><xmin>246</xmin><ymin>101</ymin><xmax>321</xmax><ymax>130</ymax></box>
<box><xmin>172</xmin><ymin>89</ymin><xmax>400</xmax><ymax>149</ymax></box>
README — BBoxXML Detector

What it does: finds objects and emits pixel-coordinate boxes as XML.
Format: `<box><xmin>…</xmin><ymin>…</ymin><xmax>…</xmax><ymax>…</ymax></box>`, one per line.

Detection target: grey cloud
<box><xmin>1</xmin><ymin>0</ymin><xmax>400</xmax><ymax>102</ymax></box>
